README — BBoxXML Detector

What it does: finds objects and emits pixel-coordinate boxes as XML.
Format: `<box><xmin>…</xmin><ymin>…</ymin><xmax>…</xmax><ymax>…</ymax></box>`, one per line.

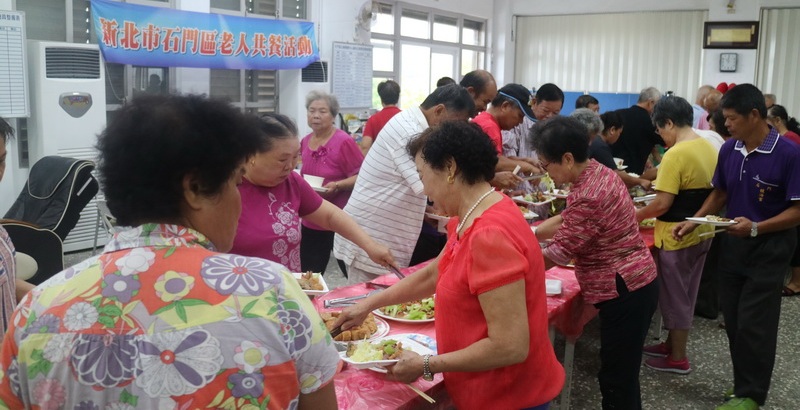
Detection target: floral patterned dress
<box><xmin>0</xmin><ymin>224</ymin><xmax>340</xmax><ymax>410</ymax></box>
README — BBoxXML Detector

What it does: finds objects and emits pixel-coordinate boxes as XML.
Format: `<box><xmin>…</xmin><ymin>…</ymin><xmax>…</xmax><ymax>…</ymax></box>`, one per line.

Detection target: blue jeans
<box><xmin>521</xmin><ymin>402</ymin><xmax>549</xmax><ymax>410</ymax></box>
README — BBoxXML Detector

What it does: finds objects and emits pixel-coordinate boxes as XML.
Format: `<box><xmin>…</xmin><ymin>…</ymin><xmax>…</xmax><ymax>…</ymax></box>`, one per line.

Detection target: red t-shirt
<box><xmin>471</xmin><ymin>111</ymin><xmax>503</xmax><ymax>155</ymax></box>
<box><xmin>362</xmin><ymin>106</ymin><xmax>401</xmax><ymax>139</ymax></box>
<box><xmin>782</xmin><ymin>130</ymin><xmax>800</xmax><ymax>146</ymax></box>
<box><xmin>435</xmin><ymin>196</ymin><xmax>564</xmax><ymax>410</ymax></box>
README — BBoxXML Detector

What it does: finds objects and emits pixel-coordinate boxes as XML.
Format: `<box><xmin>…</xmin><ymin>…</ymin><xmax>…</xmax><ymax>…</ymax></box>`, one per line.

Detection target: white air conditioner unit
<box><xmin>26</xmin><ymin>40</ymin><xmax>107</xmax><ymax>252</ymax></box>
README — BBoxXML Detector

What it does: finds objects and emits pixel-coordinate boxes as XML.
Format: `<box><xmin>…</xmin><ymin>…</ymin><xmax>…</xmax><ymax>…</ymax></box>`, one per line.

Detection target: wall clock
<box><xmin>720</xmin><ymin>53</ymin><xmax>737</xmax><ymax>72</ymax></box>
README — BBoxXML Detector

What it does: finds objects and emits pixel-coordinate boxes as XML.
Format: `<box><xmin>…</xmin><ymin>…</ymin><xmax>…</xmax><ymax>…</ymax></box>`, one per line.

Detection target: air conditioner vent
<box><xmin>301</xmin><ymin>61</ymin><xmax>328</xmax><ymax>83</ymax></box>
<box><xmin>45</xmin><ymin>48</ymin><xmax>101</xmax><ymax>79</ymax></box>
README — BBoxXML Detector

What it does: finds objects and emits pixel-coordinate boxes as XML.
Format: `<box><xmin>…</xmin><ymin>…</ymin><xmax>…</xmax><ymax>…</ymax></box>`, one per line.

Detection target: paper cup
<box><xmin>303</xmin><ymin>174</ymin><xmax>325</xmax><ymax>188</ymax></box>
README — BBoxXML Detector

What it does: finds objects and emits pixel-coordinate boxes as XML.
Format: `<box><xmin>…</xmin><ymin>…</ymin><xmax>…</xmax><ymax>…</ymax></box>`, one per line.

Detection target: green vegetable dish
<box><xmin>379</xmin><ymin>297</ymin><xmax>435</xmax><ymax>321</ymax></box>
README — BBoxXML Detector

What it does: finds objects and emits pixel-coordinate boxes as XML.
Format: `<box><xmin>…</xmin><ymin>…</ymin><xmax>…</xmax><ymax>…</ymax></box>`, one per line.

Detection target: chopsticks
<box><xmin>698</xmin><ymin>228</ymin><xmax>727</xmax><ymax>237</ymax></box>
<box><xmin>405</xmin><ymin>383</ymin><xmax>436</xmax><ymax>404</ymax></box>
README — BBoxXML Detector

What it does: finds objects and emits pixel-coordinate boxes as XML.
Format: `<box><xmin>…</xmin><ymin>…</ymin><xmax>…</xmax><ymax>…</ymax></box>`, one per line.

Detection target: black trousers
<box><xmin>410</xmin><ymin>225</ymin><xmax>447</xmax><ymax>266</ymax></box>
<box><xmin>300</xmin><ymin>226</ymin><xmax>347</xmax><ymax>277</ymax></box>
<box><xmin>595</xmin><ymin>275</ymin><xmax>658</xmax><ymax>410</ymax></box>
<box><xmin>718</xmin><ymin>230</ymin><xmax>796</xmax><ymax>405</ymax></box>
<box><xmin>694</xmin><ymin>232</ymin><xmax>724</xmax><ymax>319</ymax></box>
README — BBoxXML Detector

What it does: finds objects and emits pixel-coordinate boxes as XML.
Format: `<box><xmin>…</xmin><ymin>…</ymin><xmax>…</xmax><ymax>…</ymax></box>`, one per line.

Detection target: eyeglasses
<box><xmin>540</xmin><ymin>159</ymin><xmax>552</xmax><ymax>170</ymax></box>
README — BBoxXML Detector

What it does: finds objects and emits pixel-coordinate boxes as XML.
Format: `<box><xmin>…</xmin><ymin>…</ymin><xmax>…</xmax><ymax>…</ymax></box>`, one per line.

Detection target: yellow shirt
<box><xmin>654</xmin><ymin>137</ymin><xmax>718</xmax><ymax>250</ymax></box>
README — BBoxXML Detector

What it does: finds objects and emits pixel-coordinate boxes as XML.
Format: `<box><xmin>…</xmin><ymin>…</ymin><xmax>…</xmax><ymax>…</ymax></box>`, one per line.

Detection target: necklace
<box><xmin>456</xmin><ymin>188</ymin><xmax>495</xmax><ymax>235</ymax></box>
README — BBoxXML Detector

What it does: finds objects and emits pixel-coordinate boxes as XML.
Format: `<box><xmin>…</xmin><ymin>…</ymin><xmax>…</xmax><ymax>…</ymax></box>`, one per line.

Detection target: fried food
<box><xmin>705</xmin><ymin>215</ymin><xmax>732</xmax><ymax>222</ymax></box>
<box><xmin>297</xmin><ymin>271</ymin><xmax>323</xmax><ymax>291</ymax></box>
<box><xmin>320</xmin><ymin>311</ymin><xmax>378</xmax><ymax>342</ymax></box>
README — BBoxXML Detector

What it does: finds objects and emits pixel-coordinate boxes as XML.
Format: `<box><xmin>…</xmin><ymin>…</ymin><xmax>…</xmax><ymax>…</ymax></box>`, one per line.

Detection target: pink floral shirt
<box><xmin>232</xmin><ymin>173</ymin><xmax>323</xmax><ymax>271</ymax></box>
<box><xmin>0</xmin><ymin>224</ymin><xmax>339</xmax><ymax>410</ymax></box>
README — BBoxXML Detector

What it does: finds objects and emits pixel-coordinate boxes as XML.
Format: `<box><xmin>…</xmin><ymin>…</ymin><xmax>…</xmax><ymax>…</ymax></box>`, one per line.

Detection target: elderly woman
<box><xmin>0</xmin><ymin>95</ymin><xmax>339</xmax><ymax>409</ymax></box>
<box><xmin>531</xmin><ymin>117</ymin><xmax>657</xmax><ymax>410</ymax></box>
<box><xmin>300</xmin><ymin>91</ymin><xmax>365</xmax><ymax>274</ymax></box>
<box><xmin>231</xmin><ymin>113</ymin><xmax>393</xmax><ymax>273</ymax></box>
<box><xmin>767</xmin><ymin>104</ymin><xmax>800</xmax><ymax>145</ymax></box>
<box><xmin>334</xmin><ymin>121</ymin><xmax>564</xmax><ymax>410</ymax></box>
<box><xmin>635</xmin><ymin>96</ymin><xmax>717</xmax><ymax>374</ymax></box>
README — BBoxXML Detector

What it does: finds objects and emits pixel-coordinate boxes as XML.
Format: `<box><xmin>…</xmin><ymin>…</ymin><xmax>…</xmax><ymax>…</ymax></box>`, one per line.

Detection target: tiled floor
<box><xmin>66</xmin><ymin>250</ymin><xmax>800</xmax><ymax>409</ymax></box>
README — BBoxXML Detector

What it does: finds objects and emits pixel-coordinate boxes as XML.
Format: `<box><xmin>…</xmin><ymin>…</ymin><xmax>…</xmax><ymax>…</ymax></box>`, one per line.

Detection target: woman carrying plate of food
<box><xmin>332</xmin><ymin>121</ymin><xmax>564</xmax><ymax>410</ymax></box>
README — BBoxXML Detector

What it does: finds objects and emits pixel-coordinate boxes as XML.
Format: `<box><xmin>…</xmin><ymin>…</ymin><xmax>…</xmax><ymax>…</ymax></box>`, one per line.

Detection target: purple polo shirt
<box><xmin>712</xmin><ymin>126</ymin><xmax>800</xmax><ymax>222</ymax></box>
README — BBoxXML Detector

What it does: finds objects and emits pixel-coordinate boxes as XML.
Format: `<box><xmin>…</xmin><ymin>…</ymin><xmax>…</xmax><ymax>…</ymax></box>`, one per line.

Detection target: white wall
<box><xmin>496</xmin><ymin>0</ymin><xmax>796</xmax><ymax>90</ymax></box>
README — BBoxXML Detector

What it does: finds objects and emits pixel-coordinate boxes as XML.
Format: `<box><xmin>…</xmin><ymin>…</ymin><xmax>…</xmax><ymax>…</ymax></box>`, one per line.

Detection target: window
<box><xmin>371</xmin><ymin>3</ymin><xmax>488</xmax><ymax>109</ymax></box>
<box><xmin>210</xmin><ymin>0</ymin><xmax>307</xmax><ymax>19</ymax></box>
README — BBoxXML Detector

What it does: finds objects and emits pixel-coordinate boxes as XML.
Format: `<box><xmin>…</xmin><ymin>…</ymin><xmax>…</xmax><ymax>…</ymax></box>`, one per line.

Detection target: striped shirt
<box><xmin>543</xmin><ymin>160</ymin><xmax>657</xmax><ymax>304</ymax></box>
<box><xmin>0</xmin><ymin>225</ymin><xmax>16</xmax><ymax>340</ymax></box>
<box><xmin>333</xmin><ymin>107</ymin><xmax>428</xmax><ymax>279</ymax></box>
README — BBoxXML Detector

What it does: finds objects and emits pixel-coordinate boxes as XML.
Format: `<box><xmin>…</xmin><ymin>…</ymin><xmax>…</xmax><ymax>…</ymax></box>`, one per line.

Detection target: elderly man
<box><xmin>611</xmin><ymin>87</ymin><xmax>665</xmax><ymax>175</ymax></box>
<box><xmin>333</xmin><ymin>84</ymin><xmax>475</xmax><ymax>283</ymax></box>
<box><xmin>693</xmin><ymin>85</ymin><xmax>713</xmax><ymax>130</ymax></box>
<box><xmin>459</xmin><ymin>69</ymin><xmax>497</xmax><ymax>115</ymax></box>
<box><xmin>673</xmin><ymin>84</ymin><xmax>800</xmax><ymax>410</ymax></box>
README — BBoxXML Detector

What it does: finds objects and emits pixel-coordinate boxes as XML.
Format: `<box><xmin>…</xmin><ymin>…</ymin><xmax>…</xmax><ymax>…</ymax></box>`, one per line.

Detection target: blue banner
<box><xmin>91</xmin><ymin>0</ymin><xmax>319</xmax><ymax>70</ymax></box>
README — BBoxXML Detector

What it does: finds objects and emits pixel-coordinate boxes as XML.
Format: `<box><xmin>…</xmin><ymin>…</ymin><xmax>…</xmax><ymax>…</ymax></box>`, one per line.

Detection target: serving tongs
<box><xmin>323</xmin><ymin>290</ymin><xmax>381</xmax><ymax>309</ymax></box>
<box><xmin>388</xmin><ymin>265</ymin><xmax>406</xmax><ymax>280</ymax></box>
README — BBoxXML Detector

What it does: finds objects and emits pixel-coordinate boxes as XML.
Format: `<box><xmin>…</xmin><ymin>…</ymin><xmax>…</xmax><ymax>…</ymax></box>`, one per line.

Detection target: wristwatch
<box><xmin>750</xmin><ymin>221</ymin><xmax>758</xmax><ymax>238</ymax></box>
<box><xmin>422</xmin><ymin>354</ymin><xmax>434</xmax><ymax>381</ymax></box>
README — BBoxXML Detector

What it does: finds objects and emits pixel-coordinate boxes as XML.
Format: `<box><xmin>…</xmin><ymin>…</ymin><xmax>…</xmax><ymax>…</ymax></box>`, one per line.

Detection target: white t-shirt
<box><xmin>694</xmin><ymin>128</ymin><xmax>725</xmax><ymax>152</ymax></box>
<box><xmin>333</xmin><ymin>107</ymin><xmax>429</xmax><ymax>282</ymax></box>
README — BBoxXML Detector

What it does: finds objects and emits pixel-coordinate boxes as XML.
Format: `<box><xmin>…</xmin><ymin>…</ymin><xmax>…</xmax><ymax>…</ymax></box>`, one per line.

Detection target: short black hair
<box><xmin>407</xmin><ymin>121</ymin><xmax>496</xmax><ymax>185</ymax></box>
<box><xmin>575</xmin><ymin>94</ymin><xmax>599</xmax><ymax>109</ymax></box>
<box><xmin>436</xmin><ymin>77</ymin><xmax>456</xmax><ymax>87</ymax></box>
<box><xmin>652</xmin><ymin>96</ymin><xmax>694</xmax><ymax>128</ymax></box>
<box><xmin>600</xmin><ymin>110</ymin><xmax>624</xmax><ymax>134</ymax></box>
<box><xmin>0</xmin><ymin>116</ymin><xmax>13</xmax><ymax>145</ymax></box>
<box><xmin>708</xmin><ymin>109</ymin><xmax>731</xmax><ymax>138</ymax></box>
<box><xmin>535</xmin><ymin>83</ymin><xmax>564</xmax><ymax>103</ymax></box>
<box><xmin>528</xmin><ymin>116</ymin><xmax>590</xmax><ymax>164</ymax></box>
<box><xmin>377</xmin><ymin>80</ymin><xmax>400</xmax><ymax>105</ymax></box>
<box><xmin>420</xmin><ymin>83</ymin><xmax>475</xmax><ymax>115</ymax></box>
<box><xmin>720</xmin><ymin>83</ymin><xmax>767</xmax><ymax>118</ymax></box>
<box><xmin>255</xmin><ymin>113</ymin><xmax>299</xmax><ymax>153</ymax></box>
<box><xmin>459</xmin><ymin>70</ymin><xmax>494</xmax><ymax>96</ymax></box>
<box><xmin>97</xmin><ymin>94</ymin><xmax>262</xmax><ymax>226</ymax></box>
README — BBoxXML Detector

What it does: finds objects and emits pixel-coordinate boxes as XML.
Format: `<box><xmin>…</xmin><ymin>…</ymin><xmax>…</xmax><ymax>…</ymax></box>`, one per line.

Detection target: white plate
<box><xmin>513</xmin><ymin>195</ymin><xmax>555</xmax><ymax>207</ymax></box>
<box><xmin>338</xmin><ymin>335</ymin><xmax>436</xmax><ymax>372</ymax></box>
<box><xmin>685</xmin><ymin>217</ymin><xmax>736</xmax><ymax>226</ymax></box>
<box><xmin>373</xmin><ymin>308</ymin><xmax>435</xmax><ymax>324</ymax></box>
<box><xmin>425</xmin><ymin>213</ymin><xmax>450</xmax><ymax>234</ymax></box>
<box><xmin>549</xmin><ymin>189</ymin><xmax>569</xmax><ymax>199</ymax></box>
<box><xmin>312</xmin><ymin>186</ymin><xmax>329</xmax><ymax>193</ymax></box>
<box><xmin>617</xmin><ymin>165</ymin><xmax>628</xmax><ymax>171</ymax></box>
<box><xmin>522</xmin><ymin>211</ymin><xmax>539</xmax><ymax>220</ymax></box>
<box><xmin>292</xmin><ymin>272</ymin><xmax>329</xmax><ymax>296</ymax></box>
<box><xmin>546</xmin><ymin>279</ymin><xmax>562</xmax><ymax>296</ymax></box>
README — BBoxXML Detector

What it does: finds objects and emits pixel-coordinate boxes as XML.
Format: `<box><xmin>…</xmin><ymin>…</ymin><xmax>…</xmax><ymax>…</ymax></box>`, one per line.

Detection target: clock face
<box><xmin>720</xmin><ymin>53</ymin><xmax>737</xmax><ymax>72</ymax></box>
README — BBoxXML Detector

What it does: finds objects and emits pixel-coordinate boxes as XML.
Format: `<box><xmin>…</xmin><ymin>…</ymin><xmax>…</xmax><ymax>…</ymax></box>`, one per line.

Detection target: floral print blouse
<box><xmin>0</xmin><ymin>224</ymin><xmax>340</xmax><ymax>410</ymax></box>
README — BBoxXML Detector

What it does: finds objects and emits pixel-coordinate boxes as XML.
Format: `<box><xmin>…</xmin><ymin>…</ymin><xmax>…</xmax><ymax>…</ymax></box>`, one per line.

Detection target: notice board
<box><xmin>0</xmin><ymin>11</ymin><xmax>28</xmax><ymax>118</ymax></box>
<box><xmin>332</xmin><ymin>42</ymin><xmax>372</xmax><ymax>108</ymax></box>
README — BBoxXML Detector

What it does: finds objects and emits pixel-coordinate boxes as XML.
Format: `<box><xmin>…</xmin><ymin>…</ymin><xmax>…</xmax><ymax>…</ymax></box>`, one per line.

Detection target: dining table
<box><xmin>313</xmin><ymin>227</ymin><xmax>656</xmax><ymax>410</ymax></box>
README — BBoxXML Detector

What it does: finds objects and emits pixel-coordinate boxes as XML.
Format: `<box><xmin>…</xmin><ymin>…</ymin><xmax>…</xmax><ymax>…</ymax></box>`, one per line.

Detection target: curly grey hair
<box><xmin>569</xmin><ymin>108</ymin><xmax>603</xmax><ymax>136</ymax></box>
<box><xmin>305</xmin><ymin>90</ymin><xmax>340</xmax><ymax>118</ymax></box>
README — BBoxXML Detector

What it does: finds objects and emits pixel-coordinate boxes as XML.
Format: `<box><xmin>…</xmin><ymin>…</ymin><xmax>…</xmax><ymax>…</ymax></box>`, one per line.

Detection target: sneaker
<box><xmin>724</xmin><ymin>387</ymin><xmax>735</xmax><ymax>400</ymax></box>
<box><xmin>644</xmin><ymin>356</ymin><xmax>692</xmax><ymax>374</ymax></box>
<box><xmin>642</xmin><ymin>342</ymin><xmax>670</xmax><ymax>358</ymax></box>
<box><xmin>715</xmin><ymin>397</ymin><xmax>759</xmax><ymax>410</ymax></box>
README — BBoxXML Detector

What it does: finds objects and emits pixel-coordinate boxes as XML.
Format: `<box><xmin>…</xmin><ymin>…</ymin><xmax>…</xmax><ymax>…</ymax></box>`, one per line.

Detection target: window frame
<box><xmin>370</xmin><ymin>1</ymin><xmax>488</xmax><ymax>108</ymax></box>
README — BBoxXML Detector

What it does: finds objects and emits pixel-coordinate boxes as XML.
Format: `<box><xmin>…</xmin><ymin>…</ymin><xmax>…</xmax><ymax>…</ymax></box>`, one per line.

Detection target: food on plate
<box><xmin>639</xmin><ymin>218</ymin><xmax>655</xmax><ymax>228</ymax></box>
<box><xmin>705</xmin><ymin>215</ymin><xmax>732</xmax><ymax>223</ymax></box>
<box><xmin>379</xmin><ymin>297</ymin><xmax>435</xmax><ymax>320</ymax></box>
<box><xmin>524</xmin><ymin>191</ymin><xmax>549</xmax><ymax>203</ymax></box>
<box><xmin>519</xmin><ymin>205</ymin><xmax>530</xmax><ymax>214</ymax></box>
<box><xmin>320</xmin><ymin>311</ymin><xmax>378</xmax><ymax>341</ymax></box>
<box><xmin>345</xmin><ymin>339</ymin><xmax>405</xmax><ymax>362</ymax></box>
<box><xmin>296</xmin><ymin>271</ymin><xmax>324</xmax><ymax>291</ymax></box>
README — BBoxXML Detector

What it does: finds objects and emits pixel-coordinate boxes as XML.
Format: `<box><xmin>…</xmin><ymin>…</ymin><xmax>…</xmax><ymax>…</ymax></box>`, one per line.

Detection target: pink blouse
<box><xmin>543</xmin><ymin>160</ymin><xmax>657</xmax><ymax>304</ymax></box>
<box><xmin>231</xmin><ymin>173</ymin><xmax>323</xmax><ymax>271</ymax></box>
<box><xmin>301</xmin><ymin>129</ymin><xmax>363</xmax><ymax>230</ymax></box>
